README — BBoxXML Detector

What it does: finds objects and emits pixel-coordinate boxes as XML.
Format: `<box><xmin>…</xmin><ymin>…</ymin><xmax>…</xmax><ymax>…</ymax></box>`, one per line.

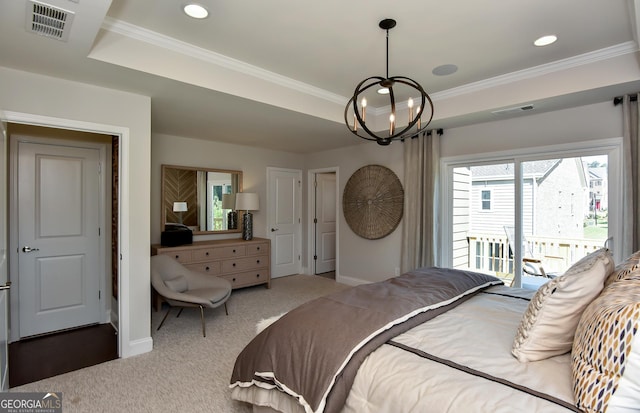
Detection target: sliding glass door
<box><xmin>443</xmin><ymin>142</ymin><xmax>620</xmax><ymax>288</ymax></box>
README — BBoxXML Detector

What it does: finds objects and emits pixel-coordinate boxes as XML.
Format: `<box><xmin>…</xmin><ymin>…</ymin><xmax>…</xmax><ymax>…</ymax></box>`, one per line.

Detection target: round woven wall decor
<box><xmin>343</xmin><ymin>164</ymin><xmax>404</xmax><ymax>240</ymax></box>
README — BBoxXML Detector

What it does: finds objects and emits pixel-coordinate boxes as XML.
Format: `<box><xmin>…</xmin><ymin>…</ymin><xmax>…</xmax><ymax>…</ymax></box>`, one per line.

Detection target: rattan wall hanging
<box><xmin>343</xmin><ymin>164</ymin><xmax>404</xmax><ymax>240</ymax></box>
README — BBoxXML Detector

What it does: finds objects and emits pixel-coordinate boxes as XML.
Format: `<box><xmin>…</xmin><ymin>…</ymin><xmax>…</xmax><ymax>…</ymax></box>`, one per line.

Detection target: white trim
<box><xmin>101</xmin><ymin>18</ymin><xmax>637</xmax><ymax>114</ymax></box>
<box><xmin>432</xmin><ymin>42</ymin><xmax>638</xmax><ymax>101</ymax></box>
<box><xmin>306</xmin><ymin>167</ymin><xmax>339</xmax><ymax>277</ymax></box>
<box><xmin>101</xmin><ymin>18</ymin><xmax>347</xmax><ymax>106</ymax></box>
<box><xmin>0</xmin><ymin>110</ymin><xmax>138</xmax><ymax>358</ymax></box>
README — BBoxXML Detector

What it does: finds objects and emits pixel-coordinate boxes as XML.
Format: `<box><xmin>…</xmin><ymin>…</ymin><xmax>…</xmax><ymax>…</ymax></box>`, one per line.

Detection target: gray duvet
<box><xmin>230</xmin><ymin>267</ymin><xmax>502</xmax><ymax>413</ymax></box>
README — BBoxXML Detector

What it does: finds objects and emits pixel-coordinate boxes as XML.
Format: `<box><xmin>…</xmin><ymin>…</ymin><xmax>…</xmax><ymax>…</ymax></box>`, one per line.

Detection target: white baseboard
<box><xmin>122</xmin><ymin>337</ymin><xmax>153</xmax><ymax>358</ymax></box>
<box><xmin>335</xmin><ymin>274</ymin><xmax>371</xmax><ymax>286</ymax></box>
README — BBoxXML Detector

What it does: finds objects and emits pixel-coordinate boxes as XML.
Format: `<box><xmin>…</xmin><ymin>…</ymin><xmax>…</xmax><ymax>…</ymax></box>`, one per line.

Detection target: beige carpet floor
<box><xmin>10</xmin><ymin>274</ymin><xmax>348</xmax><ymax>412</ymax></box>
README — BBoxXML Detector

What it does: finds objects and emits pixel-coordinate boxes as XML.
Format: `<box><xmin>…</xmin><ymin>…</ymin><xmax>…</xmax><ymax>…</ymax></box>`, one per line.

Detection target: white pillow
<box><xmin>572</xmin><ymin>274</ymin><xmax>640</xmax><ymax>413</ymax></box>
<box><xmin>512</xmin><ymin>248</ymin><xmax>614</xmax><ymax>362</ymax></box>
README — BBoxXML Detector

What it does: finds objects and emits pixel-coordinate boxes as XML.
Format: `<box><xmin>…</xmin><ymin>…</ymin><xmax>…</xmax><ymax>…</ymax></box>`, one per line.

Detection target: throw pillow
<box><xmin>512</xmin><ymin>248</ymin><xmax>614</xmax><ymax>362</ymax></box>
<box><xmin>605</xmin><ymin>249</ymin><xmax>640</xmax><ymax>287</ymax></box>
<box><xmin>572</xmin><ymin>274</ymin><xmax>640</xmax><ymax>413</ymax></box>
<box><xmin>164</xmin><ymin>275</ymin><xmax>188</xmax><ymax>293</ymax></box>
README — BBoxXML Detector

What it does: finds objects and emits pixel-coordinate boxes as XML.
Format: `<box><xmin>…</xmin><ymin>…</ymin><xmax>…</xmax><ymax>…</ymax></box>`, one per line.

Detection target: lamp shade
<box><xmin>173</xmin><ymin>202</ymin><xmax>188</xmax><ymax>212</ymax></box>
<box><xmin>221</xmin><ymin>193</ymin><xmax>236</xmax><ymax>210</ymax></box>
<box><xmin>235</xmin><ymin>192</ymin><xmax>259</xmax><ymax>211</ymax></box>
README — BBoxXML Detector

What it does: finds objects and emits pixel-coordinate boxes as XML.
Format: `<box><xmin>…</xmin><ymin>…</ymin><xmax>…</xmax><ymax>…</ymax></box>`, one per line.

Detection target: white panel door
<box><xmin>18</xmin><ymin>141</ymin><xmax>101</xmax><ymax>337</ymax></box>
<box><xmin>268</xmin><ymin>168</ymin><xmax>301</xmax><ymax>278</ymax></box>
<box><xmin>314</xmin><ymin>173</ymin><xmax>336</xmax><ymax>274</ymax></box>
<box><xmin>0</xmin><ymin>123</ymin><xmax>9</xmax><ymax>390</ymax></box>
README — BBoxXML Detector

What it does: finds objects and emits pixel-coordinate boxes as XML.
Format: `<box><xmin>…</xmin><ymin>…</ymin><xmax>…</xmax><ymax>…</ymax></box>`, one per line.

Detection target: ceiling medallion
<box><xmin>344</xmin><ymin>18</ymin><xmax>434</xmax><ymax>146</ymax></box>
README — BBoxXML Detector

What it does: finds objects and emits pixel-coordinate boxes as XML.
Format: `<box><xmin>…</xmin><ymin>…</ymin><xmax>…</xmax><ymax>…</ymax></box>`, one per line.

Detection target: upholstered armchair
<box><xmin>150</xmin><ymin>254</ymin><xmax>232</xmax><ymax>337</ymax></box>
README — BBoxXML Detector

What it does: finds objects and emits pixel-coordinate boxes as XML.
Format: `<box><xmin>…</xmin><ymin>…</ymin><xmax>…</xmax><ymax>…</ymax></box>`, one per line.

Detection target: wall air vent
<box><xmin>491</xmin><ymin>104</ymin><xmax>535</xmax><ymax>116</ymax></box>
<box><xmin>26</xmin><ymin>0</ymin><xmax>75</xmax><ymax>42</ymax></box>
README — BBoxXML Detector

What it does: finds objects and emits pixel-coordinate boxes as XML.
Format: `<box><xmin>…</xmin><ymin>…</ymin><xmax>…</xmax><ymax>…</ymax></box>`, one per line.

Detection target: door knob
<box><xmin>271</xmin><ymin>228</ymin><xmax>279</xmax><ymax>232</ymax></box>
<box><xmin>22</xmin><ymin>246</ymin><xmax>40</xmax><ymax>253</ymax></box>
<box><xmin>0</xmin><ymin>281</ymin><xmax>11</xmax><ymax>291</ymax></box>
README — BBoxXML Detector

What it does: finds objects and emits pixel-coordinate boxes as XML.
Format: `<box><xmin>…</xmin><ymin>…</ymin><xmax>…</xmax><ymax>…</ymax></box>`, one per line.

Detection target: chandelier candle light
<box><xmin>345</xmin><ymin>18</ymin><xmax>434</xmax><ymax>145</ymax></box>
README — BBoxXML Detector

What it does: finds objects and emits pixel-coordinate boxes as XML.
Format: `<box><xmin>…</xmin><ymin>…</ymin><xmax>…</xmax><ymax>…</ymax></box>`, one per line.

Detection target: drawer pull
<box><xmin>205</xmin><ymin>266</ymin><xmax>210</xmax><ymax>271</ymax></box>
<box><xmin>232</xmin><ymin>263</ymin><xmax>236</xmax><ymax>267</ymax></box>
<box><xmin>233</xmin><ymin>249</ymin><xmax>236</xmax><ymax>253</ymax></box>
<box><xmin>256</xmin><ymin>274</ymin><xmax>260</xmax><ymax>278</ymax></box>
<box><xmin>206</xmin><ymin>252</ymin><xmax>209</xmax><ymax>256</ymax></box>
<box><xmin>256</xmin><ymin>259</ymin><xmax>260</xmax><ymax>264</ymax></box>
<box><xmin>257</xmin><ymin>246</ymin><xmax>260</xmax><ymax>250</ymax></box>
<box><xmin>232</xmin><ymin>278</ymin><xmax>236</xmax><ymax>282</ymax></box>
<box><xmin>175</xmin><ymin>255</ymin><xmax>179</xmax><ymax>259</ymax></box>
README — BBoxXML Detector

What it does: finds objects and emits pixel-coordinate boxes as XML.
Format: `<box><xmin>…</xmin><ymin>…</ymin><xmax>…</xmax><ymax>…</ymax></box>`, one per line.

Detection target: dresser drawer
<box><xmin>221</xmin><ymin>255</ymin><xmax>268</xmax><ymax>273</ymax></box>
<box><xmin>222</xmin><ymin>270</ymin><xmax>269</xmax><ymax>288</ymax></box>
<box><xmin>216</xmin><ymin>245</ymin><xmax>246</xmax><ymax>259</ymax></box>
<box><xmin>247</xmin><ymin>242</ymin><xmax>269</xmax><ymax>256</ymax></box>
<box><xmin>191</xmin><ymin>247</ymin><xmax>217</xmax><ymax>262</ymax></box>
<box><xmin>160</xmin><ymin>250</ymin><xmax>192</xmax><ymax>264</ymax></box>
<box><xmin>185</xmin><ymin>262</ymin><xmax>221</xmax><ymax>275</ymax></box>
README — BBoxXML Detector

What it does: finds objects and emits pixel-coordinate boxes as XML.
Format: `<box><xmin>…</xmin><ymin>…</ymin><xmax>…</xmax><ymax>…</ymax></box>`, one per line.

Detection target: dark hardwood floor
<box><xmin>8</xmin><ymin>324</ymin><xmax>118</xmax><ymax>388</ymax></box>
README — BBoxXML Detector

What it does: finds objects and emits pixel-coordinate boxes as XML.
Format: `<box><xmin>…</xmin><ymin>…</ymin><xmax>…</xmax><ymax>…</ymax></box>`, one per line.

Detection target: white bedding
<box><xmin>235</xmin><ymin>285</ymin><xmax>578</xmax><ymax>413</ymax></box>
<box><xmin>343</xmin><ymin>285</ymin><xmax>576</xmax><ymax>412</ymax></box>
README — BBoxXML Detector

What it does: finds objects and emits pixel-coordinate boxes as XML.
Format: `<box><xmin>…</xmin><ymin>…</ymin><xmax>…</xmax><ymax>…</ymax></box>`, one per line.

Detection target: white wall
<box><xmin>0</xmin><ymin>67</ymin><xmax>152</xmax><ymax>357</ymax></box>
<box><xmin>441</xmin><ymin>101</ymin><xmax>623</xmax><ymax>158</ymax></box>
<box><xmin>151</xmin><ymin>133</ymin><xmax>304</xmax><ymax>245</ymax></box>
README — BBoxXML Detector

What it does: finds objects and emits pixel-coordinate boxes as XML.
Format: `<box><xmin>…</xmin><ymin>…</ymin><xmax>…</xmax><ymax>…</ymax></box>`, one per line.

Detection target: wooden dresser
<box><xmin>151</xmin><ymin>237</ymin><xmax>271</xmax><ymax>309</ymax></box>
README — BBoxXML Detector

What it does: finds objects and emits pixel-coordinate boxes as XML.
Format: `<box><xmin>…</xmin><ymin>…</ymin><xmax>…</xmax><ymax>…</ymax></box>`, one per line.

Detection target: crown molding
<box><xmin>431</xmin><ymin>41</ymin><xmax>639</xmax><ymax>101</ymax></box>
<box><xmin>102</xmin><ymin>18</ymin><xmax>638</xmax><ymax>114</ymax></box>
<box><xmin>101</xmin><ymin>17</ymin><xmax>348</xmax><ymax>106</ymax></box>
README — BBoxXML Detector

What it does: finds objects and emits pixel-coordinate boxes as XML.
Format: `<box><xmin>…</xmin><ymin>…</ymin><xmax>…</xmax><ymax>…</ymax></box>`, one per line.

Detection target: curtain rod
<box><xmin>613</xmin><ymin>95</ymin><xmax>638</xmax><ymax>106</ymax></box>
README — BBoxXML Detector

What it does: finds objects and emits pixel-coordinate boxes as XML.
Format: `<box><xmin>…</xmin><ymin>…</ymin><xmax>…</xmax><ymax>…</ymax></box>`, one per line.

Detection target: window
<box><xmin>442</xmin><ymin>140</ymin><xmax>621</xmax><ymax>288</ymax></box>
<box><xmin>481</xmin><ymin>190</ymin><xmax>491</xmax><ymax>210</ymax></box>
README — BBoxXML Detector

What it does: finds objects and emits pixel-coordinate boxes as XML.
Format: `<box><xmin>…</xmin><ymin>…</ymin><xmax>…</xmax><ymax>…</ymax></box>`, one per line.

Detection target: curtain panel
<box><xmin>622</xmin><ymin>94</ymin><xmax>640</xmax><ymax>256</ymax></box>
<box><xmin>400</xmin><ymin>130</ymin><xmax>441</xmax><ymax>273</ymax></box>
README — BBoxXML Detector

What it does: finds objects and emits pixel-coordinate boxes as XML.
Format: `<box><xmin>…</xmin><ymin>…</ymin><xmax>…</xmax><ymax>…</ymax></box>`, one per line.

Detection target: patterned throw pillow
<box><xmin>512</xmin><ymin>248</ymin><xmax>614</xmax><ymax>362</ymax></box>
<box><xmin>605</xmin><ymin>250</ymin><xmax>640</xmax><ymax>287</ymax></box>
<box><xmin>572</xmin><ymin>274</ymin><xmax>640</xmax><ymax>413</ymax></box>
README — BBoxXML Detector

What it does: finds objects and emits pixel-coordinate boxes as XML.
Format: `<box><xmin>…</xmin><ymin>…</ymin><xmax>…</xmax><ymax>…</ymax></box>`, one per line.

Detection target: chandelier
<box><xmin>344</xmin><ymin>19</ymin><xmax>434</xmax><ymax>146</ymax></box>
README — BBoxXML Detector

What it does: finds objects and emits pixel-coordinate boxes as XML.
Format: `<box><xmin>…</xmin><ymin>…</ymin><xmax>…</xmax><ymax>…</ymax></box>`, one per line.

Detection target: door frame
<box><xmin>1</xmin><ymin>111</ymin><xmax>129</xmax><ymax>358</ymax></box>
<box><xmin>307</xmin><ymin>167</ymin><xmax>339</xmax><ymax>277</ymax></box>
<box><xmin>9</xmin><ymin>134</ymin><xmax>109</xmax><ymax>340</ymax></box>
<box><xmin>266</xmin><ymin>167</ymin><xmax>302</xmax><ymax>277</ymax></box>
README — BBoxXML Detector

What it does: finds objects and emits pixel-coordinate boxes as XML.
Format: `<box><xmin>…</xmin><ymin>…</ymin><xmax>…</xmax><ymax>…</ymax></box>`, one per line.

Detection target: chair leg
<box><xmin>199</xmin><ymin>305</ymin><xmax>206</xmax><ymax>337</ymax></box>
<box><xmin>176</xmin><ymin>308</ymin><xmax>184</xmax><ymax>318</ymax></box>
<box><xmin>224</xmin><ymin>302</ymin><xmax>228</xmax><ymax>316</ymax></box>
<box><xmin>157</xmin><ymin>307</ymin><xmax>172</xmax><ymax>331</ymax></box>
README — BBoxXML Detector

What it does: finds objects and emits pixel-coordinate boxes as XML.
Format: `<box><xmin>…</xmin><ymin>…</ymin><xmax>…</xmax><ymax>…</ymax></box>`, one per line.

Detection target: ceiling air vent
<box><xmin>26</xmin><ymin>0</ymin><xmax>75</xmax><ymax>42</ymax></box>
<box><xmin>491</xmin><ymin>104</ymin><xmax>535</xmax><ymax>116</ymax></box>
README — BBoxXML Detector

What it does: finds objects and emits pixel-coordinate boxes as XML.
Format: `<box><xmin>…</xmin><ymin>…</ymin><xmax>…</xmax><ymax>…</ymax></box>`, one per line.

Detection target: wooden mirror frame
<box><xmin>161</xmin><ymin>164</ymin><xmax>243</xmax><ymax>235</ymax></box>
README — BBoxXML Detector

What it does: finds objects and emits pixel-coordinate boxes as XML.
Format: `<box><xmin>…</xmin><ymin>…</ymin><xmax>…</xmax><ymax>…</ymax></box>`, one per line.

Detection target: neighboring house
<box><xmin>588</xmin><ymin>166</ymin><xmax>608</xmax><ymax>212</ymax></box>
<box><xmin>469</xmin><ymin>159</ymin><xmax>588</xmax><ymax>239</ymax></box>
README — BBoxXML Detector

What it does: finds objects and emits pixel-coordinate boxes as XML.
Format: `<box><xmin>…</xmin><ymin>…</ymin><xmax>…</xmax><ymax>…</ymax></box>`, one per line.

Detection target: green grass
<box><xmin>584</xmin><ymin>225</ymin><xmax>608</xmax><ymax>239</ymax></box>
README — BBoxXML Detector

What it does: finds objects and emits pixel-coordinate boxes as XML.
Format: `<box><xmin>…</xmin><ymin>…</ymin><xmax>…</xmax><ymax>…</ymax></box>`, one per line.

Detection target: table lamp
<box><xmin>173</xmin><ymin>201</ymin><xmax>188</xmax><ymax>224</ymax></box>
<box><xmin>235</xmin><ymin>192</ymin><xmax>259</xmax><ymax>240</ymax></box>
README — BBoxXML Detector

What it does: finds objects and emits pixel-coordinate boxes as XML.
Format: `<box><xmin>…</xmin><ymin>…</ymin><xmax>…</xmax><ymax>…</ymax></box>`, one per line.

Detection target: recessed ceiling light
<box><xmin>432</xmin><ymin>64</ymin><xmax>458</xmax><ymax>76</ymax></box>
<box><xmin>183</xmin><ymin>4</ymin><xmax>209</xmax><ymax>19</ymax></box>
<box><xmin>534</xmin><ymin>35</ymin><xmax>557</xmax><ymax>47</ymax></box>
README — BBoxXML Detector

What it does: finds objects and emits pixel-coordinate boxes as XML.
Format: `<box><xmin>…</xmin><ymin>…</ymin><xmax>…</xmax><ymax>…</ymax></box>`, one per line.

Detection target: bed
<box><xmin>230</xmin><ymin>249</ymin><xmax>640</xmax><ymax>413</ymax></box>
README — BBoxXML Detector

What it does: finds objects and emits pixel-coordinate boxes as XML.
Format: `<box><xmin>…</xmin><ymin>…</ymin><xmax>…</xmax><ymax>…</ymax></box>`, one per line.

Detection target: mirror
<box><xmin>161</xmin><ymin>164</ymin><xmax>243</xmax><ymax>234</ymax></box>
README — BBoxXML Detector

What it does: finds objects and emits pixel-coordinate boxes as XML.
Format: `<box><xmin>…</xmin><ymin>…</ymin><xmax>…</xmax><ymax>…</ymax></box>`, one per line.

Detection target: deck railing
<box><xmin>464</xmin><ymin>232</ymin><xmax>605</xmax><ymax>275</ymax></box>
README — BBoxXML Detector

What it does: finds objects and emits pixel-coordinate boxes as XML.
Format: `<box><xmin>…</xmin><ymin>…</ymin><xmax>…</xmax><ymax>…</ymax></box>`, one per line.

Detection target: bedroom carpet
<box><xmin>9</xmin><ymin>274</ymin><xmax>348</xmax><ymax>413</ymax></box>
